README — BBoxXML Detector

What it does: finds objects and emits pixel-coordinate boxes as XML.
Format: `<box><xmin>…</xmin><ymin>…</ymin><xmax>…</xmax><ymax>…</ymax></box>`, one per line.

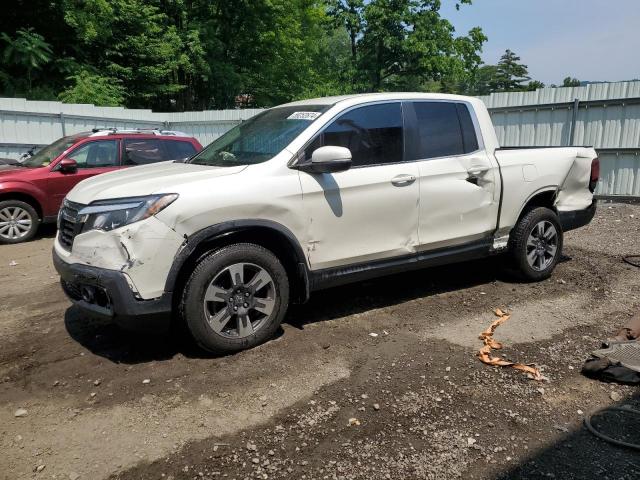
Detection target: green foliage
<box><xmin>329</xmin><ymin>0</ymin><xmax>486</xmax><ymax>93</ymax></box>
<box><xmin>0</xmin><ymin>0</ymin><xmax>543</xmax><ymax>109</ymax></box>
<box><xmin>494</xmin><ymin>49</ymin><xmax>530</xmax><ymax>91</ymax></box>
<box><xmin>464</xmin><ymin>49</ymin><xmax>544</xmax><ymax>95</ymax></box>
<box><xmin>562</xmin><ymin>76</ymin><xmax>581</xmax><ymax>87</ymax></box>
<box><xmin>62</xmin><ymin>0</ymin><xmax>188</xmax><ymax>108</ymax></box>
<box><xmin>1</xmin><ymin>28</ymin><xmax>53</xmax><ymax>92</ymax></box>
<box><xmin>527</xmin><ymin>80</ymin><xmax>545</xmax><ymax>91</ymax></box>
<box><xmin>58</xmin><ymin>70</ymin><xmax>126</xmax><ymax>106</ymax></box>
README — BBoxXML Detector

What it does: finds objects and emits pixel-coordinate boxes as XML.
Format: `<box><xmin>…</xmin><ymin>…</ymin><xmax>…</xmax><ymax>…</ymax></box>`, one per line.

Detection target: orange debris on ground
<box><xmin>477</xmin><ymin>308</ymin><xmax>545</xmax><ymax>381</ymax></box>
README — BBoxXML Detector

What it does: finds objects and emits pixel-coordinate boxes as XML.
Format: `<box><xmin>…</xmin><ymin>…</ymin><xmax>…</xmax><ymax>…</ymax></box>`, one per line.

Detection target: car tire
<box><xmin>0</xmin><ymin>200</ymin><xmax>39</xmax><ymax>244</ymax></box>
<box><xmin>508</xmin><ymin>206</ymin><xmax>563</xmax><ymax>281</ymax></box>
<box><xmin>182</xmin><ymin>243</ymin><xmax>289</xmax><ymax>354</ymax></box>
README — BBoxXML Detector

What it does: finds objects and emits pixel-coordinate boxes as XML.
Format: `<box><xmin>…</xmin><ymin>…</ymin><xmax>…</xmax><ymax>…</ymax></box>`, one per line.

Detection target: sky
<box><xmin>439</xmin><ymin>0</ymin><xmax>640</xmax><ymax>85</ymax></box>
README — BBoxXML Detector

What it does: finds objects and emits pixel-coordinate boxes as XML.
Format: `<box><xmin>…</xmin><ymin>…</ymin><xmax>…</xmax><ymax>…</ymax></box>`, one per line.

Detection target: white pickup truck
<box><xmin>53</xmin><ymin>93</ymin><xmax>599</xmax><ymax>353</ymax></box>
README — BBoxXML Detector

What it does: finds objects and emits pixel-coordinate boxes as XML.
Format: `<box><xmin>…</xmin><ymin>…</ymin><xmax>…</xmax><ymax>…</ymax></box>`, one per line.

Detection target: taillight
<box><xmin>589</xmin><ymin>157</ymin><xmax>600</xmax><ymax>193</ymax></box>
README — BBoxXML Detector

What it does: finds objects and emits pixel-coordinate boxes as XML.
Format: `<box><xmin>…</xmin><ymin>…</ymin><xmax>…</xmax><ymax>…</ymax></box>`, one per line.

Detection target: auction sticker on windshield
<box><xmin>287</xmin><ymin>112</ymin><xmax>321</xmax><ymax>121</ymax></box>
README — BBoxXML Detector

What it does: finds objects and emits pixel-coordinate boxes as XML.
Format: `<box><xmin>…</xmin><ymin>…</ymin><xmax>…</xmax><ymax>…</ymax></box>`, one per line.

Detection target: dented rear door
<box><xmin>407</xmin><ymin>101</ymin><xmax>501</xmax><ymax>250</ymax></box>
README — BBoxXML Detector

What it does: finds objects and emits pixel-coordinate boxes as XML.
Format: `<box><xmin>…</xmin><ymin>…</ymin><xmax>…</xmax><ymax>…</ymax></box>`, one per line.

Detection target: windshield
<box><xmin>22</xmin><ymin>135</ymin><xmax>79</xmax><ymax>168</ymax></box>
<box><xmin>189</xmin><ymin>105</ymin><xmax>330</xmax><ymax>167</ymax></box>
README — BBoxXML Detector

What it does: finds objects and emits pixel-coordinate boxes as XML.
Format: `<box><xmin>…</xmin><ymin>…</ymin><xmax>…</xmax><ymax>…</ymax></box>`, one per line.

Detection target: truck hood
<box><xmin>67</xmin><ymin>161</ymin><xmax>248</xmax><ymax>204</ymax></box>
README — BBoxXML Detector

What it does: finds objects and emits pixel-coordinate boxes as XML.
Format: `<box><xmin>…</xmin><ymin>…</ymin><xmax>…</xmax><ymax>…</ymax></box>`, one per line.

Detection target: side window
<box><xmin>456</xmin><ymin>103</ymin><xmax>479</xmax><ymax>153</ymax></box>
<box><xmin>410</xmin><ymin>102</ymin><xmax>464</xmax><ymax>160</ymax></box>
<box><xmin>67</xmin><ymin>140</ymin><xmax>119</xmax><ymax>168</ymax></box>
<box><xmin>123</xmin><ymin>139</ymin><xmax>167</xmax><ymax>165</ymax></box>
<box><xmin>164</xmin><ymin>140</ymin><xmax>197</xmax><ymax>160</ymax></box>
<box><xmin>305</xmin><ymin>103</ymin><xmax>403</xmax><ymax>167</ymax></box>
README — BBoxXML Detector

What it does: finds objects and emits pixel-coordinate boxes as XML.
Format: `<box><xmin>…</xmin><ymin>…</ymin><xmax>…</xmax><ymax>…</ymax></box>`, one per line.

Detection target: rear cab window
<box><xmin>406</xmin><ymin>101</ymin><xmax>480</xmax><ymax>161</ymax></box>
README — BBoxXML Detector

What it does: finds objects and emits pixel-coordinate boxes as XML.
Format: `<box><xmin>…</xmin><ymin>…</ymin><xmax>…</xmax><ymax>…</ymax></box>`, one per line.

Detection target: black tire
<box><xmin>508</xmin><ymin>206</ymin><xmax>563</xmax><ymax>281</ymax></box>
<box><xmin>181</xmin><ymin>243</ymin><xmax>289</xmax><ymax>354</ymax></box>
<box><xmin>0</xmin><ymin>200</ymin><xmax>39</xmax><ymax>244</ymax></box>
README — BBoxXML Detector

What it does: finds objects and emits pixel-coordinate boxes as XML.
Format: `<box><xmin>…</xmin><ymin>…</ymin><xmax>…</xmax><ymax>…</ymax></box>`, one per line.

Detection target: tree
<box><xmin>330</xmin><ymin>0</ymin><xmax>485</xmax><ymax>92</ymax></box>
<box><xmin>1</xmin><ymin>28</ymin><xmax>53</xmax><ymax>93</ymax></box>
<box><xmin>327</xmin><ymin>0</ymin><xmax>364</xmax><ymax>67</ymax></box>
<box><xmin>494</xmin><ymin>49</ymin><xmax>530</xmax><ymax>91</ymax></box>
<box><xmin>62</xmin><ymin>0</ymin><xmax>188</xmax><ymax>108</ymax></box>
<box><xmin>1</xmin><ymin>0</ymin><xmax>495</xmax><ymax>108</ymax></box>
<box><xmin>527</xmin><ymin>80</ymin><xmax>545</xmax><ymax>91</ymax></box>
<box><xmin>58</xmin><ymin>70</ymin><xmax>126</xmax><ymax>106</ymax></box>
<box><xmin>562</xmin><ymin>76</ymin><xmax>581</xmax><ymax>87</ymax></box>
<box><xmin>465</xmin><ymin>64</ymin><xmax>499</xmax><ymax>95</ymax></box>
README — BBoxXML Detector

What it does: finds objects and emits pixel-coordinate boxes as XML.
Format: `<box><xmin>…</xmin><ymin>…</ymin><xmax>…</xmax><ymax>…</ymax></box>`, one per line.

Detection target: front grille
<box><xmin>58</xmin><ymin>200</ymin><xmax>85</xmax><ymax>251</ymax></box>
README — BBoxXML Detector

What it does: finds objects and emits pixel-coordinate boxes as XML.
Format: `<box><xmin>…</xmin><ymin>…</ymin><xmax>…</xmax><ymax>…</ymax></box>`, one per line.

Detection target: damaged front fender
<box><xmin>63</xmin><ymin>216</ymin><xmax>184</xmax><ymax>300</ymax></box>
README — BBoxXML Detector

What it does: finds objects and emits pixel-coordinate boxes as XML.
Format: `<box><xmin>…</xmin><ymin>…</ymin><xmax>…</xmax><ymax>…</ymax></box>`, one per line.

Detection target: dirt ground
<box><xmin>1</xmin><ymin>203</ymin><xmax>640</xmax><ymax>480</ymax></box>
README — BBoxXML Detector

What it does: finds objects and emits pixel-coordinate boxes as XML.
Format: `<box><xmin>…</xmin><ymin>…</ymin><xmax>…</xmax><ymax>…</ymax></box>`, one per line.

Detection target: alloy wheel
<box><xmin>526</xmin><ymin>220</ymin><xmax>558</xmax><ymax>271</ymax></box>
<box><xmin>0</xmin><ymin>206</ymin><xmax>33</xmax><ymax>241</ymax></box>
<box><xmin>202</xmin><ymin>262</ymin><xmax>276</xmax><ymax>338</ymax></box>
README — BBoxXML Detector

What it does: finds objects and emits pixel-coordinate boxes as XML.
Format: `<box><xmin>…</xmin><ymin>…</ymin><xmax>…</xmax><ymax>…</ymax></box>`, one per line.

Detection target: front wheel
<box><xmin>182</xmin><ymin>243</ymin><xmax>289</xmax><ymax>354</ymax></box>
<box><xmin>0</xmin><ymin>200</ymin><xmax>39</xmax><ymax>244</ymax></box>
<box><xmin>508</xmin><ymin>207</ymin><xmax>563</xmax><ymax>281</ymax></box>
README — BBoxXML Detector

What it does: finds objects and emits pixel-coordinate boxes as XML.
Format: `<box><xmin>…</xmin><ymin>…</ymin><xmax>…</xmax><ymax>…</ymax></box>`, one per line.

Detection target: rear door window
<box><xmin>164</xmin><ymin>140</ymin><xmax>197</xmax><ymax>160</ymax></box>
<box><xmin>123</xmin><ymin>139</ymin><xmax>167</xmax><ymax>165</ymax></box>
<box><xmin>409</xmin><ymin>102</ymin><xmax>464</xmax><ymax>160</ymax></box>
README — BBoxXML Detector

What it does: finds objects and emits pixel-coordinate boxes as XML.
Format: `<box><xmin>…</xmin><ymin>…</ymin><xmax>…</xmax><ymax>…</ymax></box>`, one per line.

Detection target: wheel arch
<box><xmin>514</xmin><ymin>187</ymin><xmax>558</xmax><ymax>224</ymax></box>
<box><xmin>166</xmin><ymin>220</ymin><xmax>310</xmax><ymax>313</ymax></box>
<box><xmin>0</xmin><ymin>190</ymin><xmax>44</xmax><ymax>221</ymax></box>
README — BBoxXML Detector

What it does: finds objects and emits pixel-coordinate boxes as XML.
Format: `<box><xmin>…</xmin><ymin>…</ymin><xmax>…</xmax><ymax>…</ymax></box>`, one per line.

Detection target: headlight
<box><xmin>78</xmin><ymin>194</ymin><xmax>178</xmax><ymax>233</ymax></box>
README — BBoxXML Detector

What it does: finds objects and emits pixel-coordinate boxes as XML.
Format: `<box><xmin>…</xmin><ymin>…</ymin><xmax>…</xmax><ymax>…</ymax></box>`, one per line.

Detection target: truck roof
<box><xmin>280</xmin><ymin>92</ymin><xmax>479</xmax><ymax>108</ymax></box>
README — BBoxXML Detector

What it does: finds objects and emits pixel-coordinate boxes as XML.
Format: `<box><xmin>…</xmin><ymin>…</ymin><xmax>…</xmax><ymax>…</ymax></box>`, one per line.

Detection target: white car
<box><xmin>53</xmin><ymin>93</ymin><xmax>599</xmax><ymax>353</ymax></box>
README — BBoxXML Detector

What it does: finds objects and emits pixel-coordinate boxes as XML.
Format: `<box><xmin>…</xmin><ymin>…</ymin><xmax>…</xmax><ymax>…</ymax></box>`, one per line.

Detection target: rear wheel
<box><xmin>182</xmin><ymin>243</ymin><xmax>289</xmax><ymax>354</ymax></box>
<box><xmin>508</xmin><ymin>207</ymin><xmax>563</xmax><ymax>281</ymax></box>
<box><xmin>0</xmin><ymin>200</ymin><xmax>39</xmax><ymax>244</ymax></box>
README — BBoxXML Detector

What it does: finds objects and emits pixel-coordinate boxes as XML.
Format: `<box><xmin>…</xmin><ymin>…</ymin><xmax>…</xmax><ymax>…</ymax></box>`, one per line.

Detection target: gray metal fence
<box><xmin>1</xmin><ymin>81</ymin><xmax>639</xmax><ymax>197</ymax></box>
<box><xmin>0</xmin><ymin>97</ymin><xmax>260</xmax><ymax>160</ymax></box>
<box><xmin>480</xmin><ymin>81</ymin><xmax>640</xmax><ymax>197</ymax></box>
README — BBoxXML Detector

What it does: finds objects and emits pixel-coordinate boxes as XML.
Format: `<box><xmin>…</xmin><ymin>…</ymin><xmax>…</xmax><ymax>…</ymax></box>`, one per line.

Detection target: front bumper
<box><xmin>53</xmin><ymin>249</ymin><xmax>172</xmax><ymax>332</ymax></box>
<box><xmin>558</xmin><ymin>199</ymin><xmax>597</xmax><ymax>232</ymax></box>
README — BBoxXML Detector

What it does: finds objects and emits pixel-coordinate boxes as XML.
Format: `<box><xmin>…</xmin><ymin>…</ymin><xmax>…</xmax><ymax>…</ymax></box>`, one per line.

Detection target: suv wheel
<box><xmin>508</xmin><ymin>206</ymin><xmax>563</xmax><ymax>281</ymax></box>
<box><xmin>182</xmin><ymin>243</ymin><xmax>289</xmax><ymax>354</ymax></box>
<box><xmin>0</xmin><ymin>200</ymin><xmax>39</xmax><ymax>244</ymax></box>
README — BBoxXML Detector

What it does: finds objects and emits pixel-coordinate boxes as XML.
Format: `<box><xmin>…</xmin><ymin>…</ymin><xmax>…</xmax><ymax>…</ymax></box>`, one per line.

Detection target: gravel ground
<box><xmin>1</xmin><ymin>202</ymin><xmax>639</xmax><ymax>480</ymax></box>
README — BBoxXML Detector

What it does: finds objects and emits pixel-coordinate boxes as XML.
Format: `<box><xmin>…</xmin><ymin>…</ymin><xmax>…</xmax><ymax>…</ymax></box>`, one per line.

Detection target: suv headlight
<box><xmin>78</xmin><ymin>194</ymin><xmax>178</xmax><ymax>233</ymax></box>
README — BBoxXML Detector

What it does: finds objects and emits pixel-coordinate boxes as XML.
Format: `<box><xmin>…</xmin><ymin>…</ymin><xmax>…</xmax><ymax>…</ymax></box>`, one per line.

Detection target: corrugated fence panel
<box><xmin>0</xmin><ymin>98</ymin><xmax>262</xmax><ymax>156</ymax></box>
<box><xmin>482</xmin><ymin>81</ymin><xmax>640</xmax><ymax>197</ymax></box>
<box><xmin>596</xmin><ymin>152</ymin><xmax>640</xmax><ymax>197</ymax></box>
<box><xmin>2</xmin><ymin>82</ymin><xmax>640</xmax><ymax>196</ymax></box>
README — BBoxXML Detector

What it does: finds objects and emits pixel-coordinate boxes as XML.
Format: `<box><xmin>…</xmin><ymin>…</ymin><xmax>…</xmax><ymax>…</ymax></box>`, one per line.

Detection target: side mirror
<box><xmin>299</xmin><ymin>146</ymin><xmax>352</xmax><ymax>174</ymax></box>
<box><xmin>58</xmin><ymin>158</ymin><xmax>78</xmax><ymax>174</ymax></box>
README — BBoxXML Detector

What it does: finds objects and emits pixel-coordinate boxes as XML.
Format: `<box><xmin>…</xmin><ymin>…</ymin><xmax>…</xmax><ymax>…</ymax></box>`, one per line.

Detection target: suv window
<box><xmin>123</xmin><ymin>139</ymin><xmax>167</xmax><ymax>165</ymax></box>
<box><xmin>306</xmin><ymin>103</ymin><xmax>403</xmax><ymax>167</ymax></box>
<box><xmin>165</xmin><ymin>140</ymin><xmax>197</xmax><ymax>160</ymax></box>
<box><xmin>67</xmin><ymin>140</ymin><xmax>119</xmax><ymax>168</ymax></box>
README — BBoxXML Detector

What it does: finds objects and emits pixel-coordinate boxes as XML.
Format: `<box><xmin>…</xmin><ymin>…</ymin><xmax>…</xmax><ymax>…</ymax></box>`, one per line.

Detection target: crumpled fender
<box><xmin>68</xmin><ymin>216</ymin><xmax>184</xmax><ymax>299</ymax></box>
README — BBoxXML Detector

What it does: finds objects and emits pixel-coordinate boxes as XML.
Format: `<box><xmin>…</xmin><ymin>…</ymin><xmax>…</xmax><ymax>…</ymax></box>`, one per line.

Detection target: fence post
<box><xmin>59</xmin><ymin>112</ymin><xmax>66</xmax><ymax>137</ymax></box>
<box><xmin>568</xmin><ymin>98</ymin><xmax>580</xmax><ymax>146</ymax></box>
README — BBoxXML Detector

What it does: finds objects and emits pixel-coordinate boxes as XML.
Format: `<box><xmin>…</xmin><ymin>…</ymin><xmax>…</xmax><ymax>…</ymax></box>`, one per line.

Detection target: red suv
<box><xmin>0</xmin><ymin>129</ymin><xmax>202</xmax><ymax>244</ymax></box>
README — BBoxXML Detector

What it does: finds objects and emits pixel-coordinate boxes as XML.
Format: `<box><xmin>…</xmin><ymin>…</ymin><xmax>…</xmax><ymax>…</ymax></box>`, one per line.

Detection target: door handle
<box><xmin>467</xmin><ymin>166</ymin><xmax>490</xmax><ymax>177</ymax></box>
<box><xmin>391</xmin><ymin>174</ymin><xmax>416</xmax><ymax>187</ymax></box>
